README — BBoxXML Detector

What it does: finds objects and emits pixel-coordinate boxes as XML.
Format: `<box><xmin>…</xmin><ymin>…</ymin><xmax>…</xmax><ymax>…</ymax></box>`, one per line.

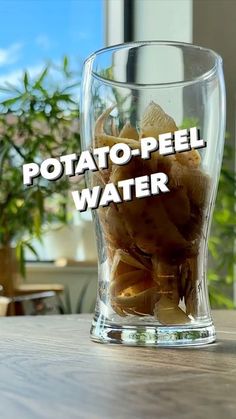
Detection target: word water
<box><xmin>72</xmin><ymin>173</ymin><xmax>169</xmax><ymax>211</ymax></box>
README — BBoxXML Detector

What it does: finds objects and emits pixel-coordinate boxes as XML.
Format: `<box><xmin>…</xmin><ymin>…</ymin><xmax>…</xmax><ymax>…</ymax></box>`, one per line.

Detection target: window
<box><xmin>0</xmin><ymin>0</ymin><xmax>103</xmax><ymax>85</ymax></box>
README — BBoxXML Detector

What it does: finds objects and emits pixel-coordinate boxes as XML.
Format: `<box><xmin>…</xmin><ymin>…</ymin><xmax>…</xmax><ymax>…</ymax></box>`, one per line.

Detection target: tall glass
<box><xmin>81</xmin><ymin>41</ymin><xmax>226</xmax><ymax>346</ymax></box>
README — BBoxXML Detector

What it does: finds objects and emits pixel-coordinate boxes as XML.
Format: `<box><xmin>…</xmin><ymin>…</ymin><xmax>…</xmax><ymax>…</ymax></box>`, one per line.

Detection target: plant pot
<box><xmin>0</xmin><ymin>297</ymin><xmax>11</xmax><ymax>316</ymax></box>
<box><xmin>77</xmin><ymin>220</ymin><xmax>97</xmax><ymax>261</ymax></box>
<box><xmin>0</xmin><ymin>246</ymin><xmax>18</xmax><ymax>315</ymax></box>
<box><xmin>43</xmin><ymin>225</ymin><xmax>81</xmax><ymax>260</ymax></box>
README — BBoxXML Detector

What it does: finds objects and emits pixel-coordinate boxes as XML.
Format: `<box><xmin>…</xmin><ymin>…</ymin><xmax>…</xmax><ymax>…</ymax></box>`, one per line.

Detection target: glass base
<box><xmin>90</xmin><ymin>315</ymin><xmax>216</xmax><ymax>347</ymax></box>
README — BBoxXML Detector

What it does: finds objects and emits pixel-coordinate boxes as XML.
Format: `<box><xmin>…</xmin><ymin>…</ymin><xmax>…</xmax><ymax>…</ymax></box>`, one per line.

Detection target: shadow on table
<box><xmin>176</xmin><ymin>339</ymin><xmax>236</xmax><ymax>355</ymax></box>
<box><xmin>200</xmin><ymin>339</ymin><xmax>236</xmax><ymax>355</ymax></box>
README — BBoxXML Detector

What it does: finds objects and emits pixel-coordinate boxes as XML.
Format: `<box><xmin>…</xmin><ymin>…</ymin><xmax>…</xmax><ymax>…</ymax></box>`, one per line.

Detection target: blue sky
<box><xmin>0</xmin><ymin>0</ymin><xmax>103</xmax><ymax>85</ymax></box>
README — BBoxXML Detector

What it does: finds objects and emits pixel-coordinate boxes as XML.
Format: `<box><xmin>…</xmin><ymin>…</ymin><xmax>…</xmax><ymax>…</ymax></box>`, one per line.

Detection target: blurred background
<box><xmin>0</xmin><ymin>0</ymin><xmax>235</xmax><ymax>316</ymax></box>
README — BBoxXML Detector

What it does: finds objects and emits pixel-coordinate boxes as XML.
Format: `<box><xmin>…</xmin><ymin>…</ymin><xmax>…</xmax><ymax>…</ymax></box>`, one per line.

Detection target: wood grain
<box><xmin>0</xmin><ymin>311</ymin><xmax>235</xmax><ymax>419</ymax></box>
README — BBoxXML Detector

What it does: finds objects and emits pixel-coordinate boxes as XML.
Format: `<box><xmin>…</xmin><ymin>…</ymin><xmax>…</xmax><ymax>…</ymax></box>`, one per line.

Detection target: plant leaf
<box><xmin>63</xmin><ymin>56</ymin><xmax>68</xmax><ymax>72</ymax></box>
<box><xmin>16</xmin><ymin>241</ymin><xmax>26</xmax><ymax>278</ymax></box>
<box><xmin>24</xmin><ymin>71</ymin><xmax>29</xmax><ymax>91</ymax></box>
<box><xmin>24</xmin><ymin>242</ymin><xmax>38</xmax><ymax>259</ymax></box>
<box><xmin>1</xmin><ymin>95</ymin><xmax>22</xmax><ymax>107</ymax></box>
<box><xmin>33</xmin><ymin>66</ymin><xmax>49</xmax><ymax>89</ymax></box>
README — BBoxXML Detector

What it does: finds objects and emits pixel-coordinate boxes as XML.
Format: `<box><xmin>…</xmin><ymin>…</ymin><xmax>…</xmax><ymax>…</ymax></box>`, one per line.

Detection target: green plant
<box><xmin>181</xmin><ymin>120</ymin><xmax>236</xmax><ymax>308</ymax></box>
<box><xmin>208</xmin><ymin>142</ymin><xmax>236</xmax><ymax>308</ymax></box>
<box><xmin>0</xmin><ymin>57</ymin><xmax>80</xmax><ymax>275</ymax></box>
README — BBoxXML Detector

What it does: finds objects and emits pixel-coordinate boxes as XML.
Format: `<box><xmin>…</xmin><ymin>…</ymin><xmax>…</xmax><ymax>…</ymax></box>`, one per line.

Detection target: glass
<box><xmin>81</xmin><ymin>41</ymin><xmax>226</xmax><ymax>346</ymax></box>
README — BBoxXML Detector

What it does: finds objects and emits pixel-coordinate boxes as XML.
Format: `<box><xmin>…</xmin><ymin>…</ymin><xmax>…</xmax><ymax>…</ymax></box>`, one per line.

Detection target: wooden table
<box><xmin>0</xmin><ymin>311</ymin><xmax>235</xmax><ymax>419</ymax></box>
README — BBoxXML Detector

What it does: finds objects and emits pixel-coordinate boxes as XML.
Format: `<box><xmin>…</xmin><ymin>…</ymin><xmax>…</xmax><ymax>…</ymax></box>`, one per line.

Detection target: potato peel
<box><xmin>154</xmin><ymin>296</ymin><xmax>191</xmax><ymax>325</ymax></box>
<box><xmin>93</xmin><ymin>101</ymin><xmax>209</xmax><ymax>322</ymax></box>
<box><xmin>119</xmin><ymin>122</ymin><xmax>139</xmax><ymax>140</ymax></box>
<box><xmin>140</xmin><ymin>101</ymin><xmax>178</xmax><ymax>138</ymax></box>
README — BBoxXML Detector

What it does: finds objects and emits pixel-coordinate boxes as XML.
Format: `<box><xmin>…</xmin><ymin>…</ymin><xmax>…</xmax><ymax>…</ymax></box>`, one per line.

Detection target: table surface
<box><xmin>0</xmin><ymin>312</ymin><xmax>235</xmax><ymax>419</ymax></box>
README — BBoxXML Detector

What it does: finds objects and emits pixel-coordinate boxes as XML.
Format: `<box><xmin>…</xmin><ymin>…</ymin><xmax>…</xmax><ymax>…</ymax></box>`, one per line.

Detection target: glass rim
<box><xmin>84</xmin><ymin>40</ymin><xmax>223</xmax><ymax>89</ymax></box>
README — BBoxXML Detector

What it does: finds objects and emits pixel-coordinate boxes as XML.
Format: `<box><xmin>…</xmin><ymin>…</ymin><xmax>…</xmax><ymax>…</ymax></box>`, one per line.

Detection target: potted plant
<box><xmin>0</xmin><ymin>57</ymin><xmax>80</xmax><ymax>279</ymax></box>
<box><xmin>208</xmin><ymin>142</ymin><xmax>236</xmax><ymax>308</ymax></box>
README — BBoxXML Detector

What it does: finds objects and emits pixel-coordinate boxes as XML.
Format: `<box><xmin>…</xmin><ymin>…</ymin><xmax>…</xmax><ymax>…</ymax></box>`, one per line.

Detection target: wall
<box><xmin>105</xmin><ymin>0</ymin><xmax>193</xmax><ymax>46</ymax></box>
<box><xmin>26</xmin><ymin>263</ymin><xmax>97</xmax><ymax>313</ymax></box>
<box><xmin>134</xmin><ymin>0</ymin><xmax>192</xmax><ymax>43</ymax></box>
<box><xmin>193</xmin><ymin>0</ymin><xmax>236</xmax><ymax>140</ymax></box>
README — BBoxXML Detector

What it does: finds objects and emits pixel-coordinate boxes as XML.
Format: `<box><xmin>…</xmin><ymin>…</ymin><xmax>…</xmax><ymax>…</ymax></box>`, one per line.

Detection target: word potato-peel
<box><xmin>23</xmin><ymin>127</ymin><xmax>205</xmax><ymax>185</ymax></box>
